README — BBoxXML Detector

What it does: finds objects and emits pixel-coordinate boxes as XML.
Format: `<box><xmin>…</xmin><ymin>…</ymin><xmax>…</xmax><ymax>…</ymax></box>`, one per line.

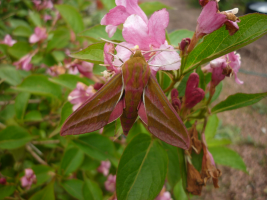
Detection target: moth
<box><xmin>61</xmin><ymin>49</ymin><xmax>190</xmax><ymax>149</ymax></box>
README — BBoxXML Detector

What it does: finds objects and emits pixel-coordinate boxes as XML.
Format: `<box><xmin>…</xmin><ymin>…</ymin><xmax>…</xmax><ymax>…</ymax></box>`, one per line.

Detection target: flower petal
<box><xmin>101</xmin><ymin>5</ymin><xmax>130</xmax><ymax>26</ymax></box>
<box><xmin>148</xmin><ymin>8</ymin><xmax>169</xmax><ymax>48</ymax></box>
<box><xmin>105</xmin><ymin>25</ymin><xmax>117</xmax><ymax>38</ymax></box>
<box><xmin>122</xmin><ymin>15</ymin><xmax>151</xmax><ymax>50</ymax></box>
<box><xmin>114</xmin><ymin>42</ymin><xmax>135</xmax><ymax>66</ymax></box>
<box><xmin>125</xmin><ymin>0</ymin><xmax>148</xmax><ymax>24</ymax></box>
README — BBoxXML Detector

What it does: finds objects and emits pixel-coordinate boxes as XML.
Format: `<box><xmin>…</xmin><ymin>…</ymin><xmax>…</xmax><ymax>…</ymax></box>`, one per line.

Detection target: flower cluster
<box><xmin>20</xmin><ymin>169</ymin><xmax>37</xmax><ymax>190</ymax></box>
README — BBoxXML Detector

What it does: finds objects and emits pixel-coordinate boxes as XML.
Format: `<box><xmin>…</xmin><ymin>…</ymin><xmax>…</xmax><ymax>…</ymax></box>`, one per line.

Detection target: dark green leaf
<box><xmin>15</xmin><ymin>75</ymin><xmax>62</xmax><ymax>99</ymax></box>
<box><xmin>79</xmin><ymin>25</ymin><xmax>124</xmax><ymax>42</ymax></box>
<box><xmin>46</xmin><ymin>27</ymin><xmax>70</xmax><ymax>52</ymax></box>
<box><xmin>70</xmin><ymin>42</ymin><xmax>105</xmax><ymax>64</ymax></box>
<box><xmin>117</xmin><ymin>134</ymin><xmax>168</xmax><ymax>200</ymax></box>
<box><xmin>173</xmin><ymin>180</ymin><xmax>188</xmax><ymax>200</ymax></box>
<box><xmin>73</xmin><ymin>133</ymin><xmax>115</xmax><ymax>161</ymax></box>
<box><xmin>8</xmin><ymin>41</ymin><xmax>31</xmax><ymax>59</ymax></box>
<box><xmin>139</xmin><ymin>2</ymin><xmax>171</xmax><ymax>16</ymax></box>
<box><xmin>62</xmin><ymin>179</ymin><xmax>84</xmax><ymax>200</ymax></box>
<box><xmin>12</xmin><ymin>25</ymin><xmax>32</xmax><ymax>37</ymax></box>
<box><xmin>0</xmin><ymin>185</ymin><xmax>16</xmax><ymax>199</ymax></box>
<box><xmin>60</xmin><ymin>102</ymin><xmax>73</xmax><ymax>126</ymax></box>
<box><xmin>177</xmin><ymin>72</ymin><xmax>192</xmax><ymax>97</ymax></box>
<box><xmin>196</xmin><ymin>66</ymin><xmax>205</xmax><ymax>91</ymax></box>
<box><xmin>177</xmin><ymin>148</ymin><xmax>187</xmax><ymax>190</ymax></box>
<box><xmin>50</xmin><ymin>74</ymin><xmax>93</xmax><ymax>90</ymax></box>
<box><xmin>211</xmin><ymin>81</ymin><xmax>223</xmax><ymax>103</ymax></box>
<box><xmin>61</xmin><ymin>147</ymin><xmax>84</xmax><ymax>175</ymax></box>
<box><xmin>83</xmin><ymin>179</ymin><xmax>103</xmax><ymax>200</ymax></box>
<box><xmin>28</xmin><ymin>11</ymin><xmax>42</xmax><ymax>26</ymax></box>
<box><xmin>32</xmin><ymin>165</ymin><xmax>54</xmax><ymax>186</ymax></box>
<box><xmin>15</xmin><ymin>92</ymin><xmax>30</xmax><ymax>120</ymax></box>
<box><xmin>185</xmin><ymin>14</ymin><xmax>267</xmax><ymax>72</ymax></box>
<box><xmin>29</xmin><ymin>181</ymin><xmax>55</xmax><ymax>200</ymax></box>
<box><xmin>55</xmin><ymin>5</ymin><xmax>84</xmax><ymax>34</ymax></box>
<box><xmin>0</xmin><ymin>104</ymin><xmax>15</xmax><ymax>121</ymax></box>
<box><xmin>24</xmin><ymin>110</ymin><xmax>42</xmax><ymax>122</ymax></box>
<box><xmin>169</xmin><ymin>29</ymin><xmax>194</xmax><ymax>46</ymax></box>
<box><xmin>205</xmin><ymin>115</ymin><xmax>219</xmax><ymax>140</ymax></box>
<box><xmin>209</xmin><ymin>146</ymin><xmax>247</xmax><ymax>172</ymax></box>
<box><xmin>0</xmin><ymin>126</ymin><xmax>32</xmax><ymax>149</ymax></box>
<box><xmin>212</xmin><ymin>92</ymin><xmax>267</xmax><ymax>114</ymax></box>
<box><xmin>0</xmin><ymin>65</ymin><xmax>23</xmax><ymax>86</ymax></box>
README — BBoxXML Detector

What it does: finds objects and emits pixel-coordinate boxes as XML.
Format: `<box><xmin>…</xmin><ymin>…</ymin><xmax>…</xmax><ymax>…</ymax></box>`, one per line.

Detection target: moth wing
<box><xmin>142</xmin><ymin>75</ymin><xmax>190</xmax><ymax>149</ymax></box>
<box><xmin>61</xmin><ymin>72</ymin><xmax>124</xmax><ymax>136</ymax></box>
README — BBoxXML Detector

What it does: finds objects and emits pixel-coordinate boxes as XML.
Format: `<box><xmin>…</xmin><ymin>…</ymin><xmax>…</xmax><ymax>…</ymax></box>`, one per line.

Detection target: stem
<box><xmin>26</xmin><ymin>144</ymin><xmax>48</xmax><ymax>165</ymax></box>
<box><xmin>32</xmin><ymin>140</ymin><xmax>60</xmax><ymax>145</ymax></box>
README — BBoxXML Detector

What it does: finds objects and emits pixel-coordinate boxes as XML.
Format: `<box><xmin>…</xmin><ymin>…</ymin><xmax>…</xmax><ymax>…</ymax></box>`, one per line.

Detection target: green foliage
<box><xmin>62</xmin><ymin>179</ymin><xmax>84</xmax><ymax>200</ymax></box>
<box><xmin>139</xmin><ymin>2</ymin><xmax>172</xmax><ymax>16</ymax></box>
<box><xmin>83</xmin><ymin>179</ymin><xmax>103</xmax><ymax>200</ymax></box>
<box><xmin>61</xmin><ymin>147</ymin><xmax>84</xmax><ymax>175</ymax></box>
<box><xmin>117</xmin><ymin>134</ymin><xmax>168</xmax><ymax>200</ymax></box>
<box><xmin>29</xmin><ymin>181</ymin><xmax>55</xmax><ymax>200</ymax></box>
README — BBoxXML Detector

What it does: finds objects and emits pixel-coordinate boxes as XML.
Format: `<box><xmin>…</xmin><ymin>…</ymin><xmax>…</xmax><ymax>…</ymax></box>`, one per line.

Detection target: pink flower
<box><xmin>76</xmin><ymin>61</ymin><xmax>94</xmax><ymax>78</ymax></box>
<box><xmin>33</xmin><ymin>0</ymin><xmax>53</xmax><ymax>10</ymax></box>
<box><xmin>0</xmin><ymin>177</ymin><xmax>6</xmax><ymax>185</ymax></box>
<box><xmin>105</xmin><ymin>174</ymin><xmax>116</xmax><ymax>192</ymax></box>
<box><xmin>13</xmin><ymin>54</ymin><xmax>33</xmax><ymax>71</ymax></box>
<box><xmin>68</xmin><ymin>82</ymin><xmax>96</xmax><ymax>111</ymax></box>
<box><xmin>155</xmin><ymin>187</ymin><xmax>172</xmax><ymax>200</ymax></box>
<box><xmin>228</xmin><ymin>52</ymin><xmax>243</xmax><ymax>84</ymax></box>
<box><xmin>94</xmin><ymin>82</ymin><xmax>104</xmax><ymax>90</ymax></box>
<box><xmin>171</xmin><ymin>89</ymin><xmax>181</xmax><ymax>112</ymax></box>
<box><xmin>20</xmin><ymin>169</ymin><xmax>37</xmax><ymax>190</ymax></box>
<box><xmin>97</xmin><ymin>160</ymin><xmax>111</xmax><ymax>176</ymax></box>
<box><xmin>43</xmin><ymin>14</ymin><xmax>52</xmax><ymax>22</ymax></box>
<box><xmin>184</xmin><ymin>73</ymin><xmax>205</xmax><ymax>109</ymax></box>
<box><xmin>29</xmin><ymin>27</ymin><xmax>47</xmax><ymax>43</ymax></box>
<box><xmin>100</xmin><ymin>0</ymin><xmax>148</xmax><ymax>37</ymax></box>
<box><xmin>103</xmin><ymin>8</ymin><xmax>180</xmax><ymax>74</ymax></box>
<box><xmin>196</xmin><ymin>1</ymin><xmax>240</xmax><ymax>39</ymax></box>
<box><xmin>1</xmin><ymin>34</ymin><xmax>16</xmax><ymax>46</ymax></box>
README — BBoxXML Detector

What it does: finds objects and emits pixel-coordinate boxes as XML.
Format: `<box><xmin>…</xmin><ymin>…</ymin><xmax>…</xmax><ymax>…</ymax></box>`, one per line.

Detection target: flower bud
<box><xmin>105</xmin><ymin>174</ymin><xmax>116</xmax><ymax>192</ymax></box>
<box><xmin>179</xmin><ymin>38</ymin><xmax>191</xmax><ymax>51</ymax></box>
<box><xmin>171</xmin><ymin>89</ymin><xmax>181</xmax><ymax>112</ymax></box>
<box><xmin>94</xmin><ymin>82</ymin><xmax>104</xmax><ymax>90</ymax></box>
<box><xmin>97</xmin><ymin>160</ymin><xmax>111</xmax><ymax>176</ymax></box>
<box><xmin>0</xmin><ymin>177</ymin><xmax>6</xmax><ymax>185</ymax></box>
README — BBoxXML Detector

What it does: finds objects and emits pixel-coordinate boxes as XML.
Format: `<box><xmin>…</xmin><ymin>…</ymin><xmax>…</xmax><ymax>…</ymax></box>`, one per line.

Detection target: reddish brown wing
<box><xmin>143</xmin><ymin>75</ymin><xmax>190</xmax><ymax>149</ymax></box>
<box><xmin>61</xmin><ymin>73</ymin><xmax>123</xmax><ymax>136</ymax></box>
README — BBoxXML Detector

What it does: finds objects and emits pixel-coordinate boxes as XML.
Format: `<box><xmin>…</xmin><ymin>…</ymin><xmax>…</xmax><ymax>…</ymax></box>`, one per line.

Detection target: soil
<box><xmin>145</xmin><ymin>0</ymin><xmax>267</xmax><ymax>199</ymax></box>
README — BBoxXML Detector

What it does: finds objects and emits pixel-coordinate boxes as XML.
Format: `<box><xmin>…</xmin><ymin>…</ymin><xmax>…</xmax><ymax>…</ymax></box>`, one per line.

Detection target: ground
<box><xmin>145</xmin><ymin>0</ymin><xmax>267</xmax><ymax>199</ymax></box>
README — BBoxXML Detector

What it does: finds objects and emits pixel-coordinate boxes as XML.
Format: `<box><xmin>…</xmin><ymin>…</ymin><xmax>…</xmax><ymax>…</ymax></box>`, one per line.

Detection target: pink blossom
<box><xmin>76</xmin><ymin>61</ymin><xmax>94</xmax><ymax>78</ymax></box>
<box><xmin>68</xmin><ymin>82</ymin><xmax>96</xmax><ymax>111</ymax></box>
<box><xmin>29</xmin><ymin>27</ymin><xmax>47</xmax><ymax>43</ymax></box>
<box><xmin>43</xmin><ymin>14</ymin><xmax>52</xmax><ymax>22</ymax></box>
<box><xmin>105</xmin><ymin>174</ymin><xmax>116</xmax><ymax>192</ymax></box>
<box><xmin>1</xmin><ymin>34</ymin><xmax>16</xmax><ymax>46</ymax></box>
<box><xmin>33</xmin><ymin>0</ymin><xmax>53</xmax><ymax>10</ymax></box>
<box><xmin>20</xmin><ymin>169</ymin><xmax>37</xmax><ymax>190</ymax></box>
<box><xmin>13</xmin><ymin>54</ymin><xmax>33</xmax><ymax>71</ymax></box>
<box><xmin>196</xmin><ymin>1</ymin><xmax>240</xmax><ymax>39</ymax></box>
<box><xmin>101</xmin><ymin>0</ymin><xmax>148</xmax><ymax>37</ymax></box>
<box><xmin>228</xmin><ymin>52</ymin><xmax>243</xmax><ymax>84</ymax></box>
<box><xmin>97</xmin><ymin>160</ymin><xmax>111</xmax><ymax>176</ymax></box>
<box><xmin>155</xmin><ymin>187</ymin><xmax>172</xmax><ymax>200</ymax></box>
<box><xmin>0</xmin><ymin>177</ymin><xmax>6</xmax><ymax>185</ymax></box>
<box><xmin>184</xmin><ymin>73</ymin><xmax>205</xmax><ymax>109</ymax></box>
<box><xmin>94</xmin><ymin>82</ymin><xmax>104</xmax><ymax>90</ymax></box>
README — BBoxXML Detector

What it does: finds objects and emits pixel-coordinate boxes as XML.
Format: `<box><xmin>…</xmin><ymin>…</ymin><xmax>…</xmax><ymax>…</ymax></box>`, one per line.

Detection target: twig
<box><xmin>32</xmin><ymin>140</ymin><xmax>60</xmax><ymax>145</ymax></box>
<box><xmin>0</xmin><ymin>99</ymin><xmax>41</xmax><ymax>106</ymax></box>
<box><xmin>26</xmin><ymin>144</ymin><xmax>48</xmax><ymax>166</ymax></box>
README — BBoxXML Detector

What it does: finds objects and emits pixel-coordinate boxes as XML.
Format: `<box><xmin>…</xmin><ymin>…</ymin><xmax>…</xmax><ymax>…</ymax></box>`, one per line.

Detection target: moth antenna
<box><xmin>101</xmin><ymin>38</ymin><xmax>134</xmax><ymax>55</ymax></box>
<box><xmin>142</xmin><ymin>49</ymin><xmax>178</xmax><ymax>55</ymax></box>
<box><xmin>108</xmin><ymin>52</ymin><xmax>124</xmax><ymax>64</ymax></box>
<box><xmin>149</xmin><ymin>60</ymin><xmax>180</xmax><ymax>67</ymax></box>
<box><xmin>147</xmin><ymin>51</ymin><xmax>161</xmax><ymax>63</ymax></box>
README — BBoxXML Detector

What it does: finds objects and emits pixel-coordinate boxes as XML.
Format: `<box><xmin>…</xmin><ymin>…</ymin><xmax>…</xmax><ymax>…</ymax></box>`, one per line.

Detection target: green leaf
<box><xmin>8</xmin><ymin>41</ymin><xmax>31</xmax><ymax>59</ymax></box>
<box><xmin>32</xmin><ymin>165</ymin><xmax>54</xmax><ymax>186</ymax></box>
<box><xmin>70</xmin><ymin>42</ymin><xmax>105</xmax><ymax>64</ymax></box>
<box><xmin>177</xmin><ymin>148</ymin><xmax>187</xmax><ymax>190</ymax></box>
<box><xmin>0</xmin><ymin>104</ymin><xmax>15</xmax><ymax>121</ymax></box>
<box><xmin>29</xmin><ymin>181</ymin><xmax>55</xmax><ymax>200</ymax></box>
<box><xmin>162</xmin><ymin>142</ymin><xmax>180</xmax><ymax>188</ymax></box>
<box><xmin>15</xmin><ymin>92</ymin><xmax>30</xmax><ymax>120</ymax></box>
<box><xmin>116</xmin><ymin>134</ymin><xmax>168</xmax><ymax>200</ymax></box>
<box><xmin>15</xmin><ymin>75</ymin><xmax>62</xmax><ymax>99</ymax></box>
<box><xmin>196</xmin><ymin>66</ymin><xmax>205</xmax><ymax>91</ymax></box>
<box><xmin>46</xmin><ymin>27</ymin><xmax>70</xmax><ymax>52</ymax></box>
<box><xmin>0</xmin><ymin>185</ymin><xmax>16</xmax><ymax>199</ymax></box>
<box><xmin>177</xmin><ymin>72</ymin><xmax>192</xmax><ymax>97</ymax></box>
<box><xmin>211</xmin><ymin>92</ymin><xmax>267</xmax><ymax>114</ymax></box>
<box><xmin>207</xmin><ymin>139</ymin><xmax>232</xmax><ymax>147</ymax></box>
<box><xmin>72</xmin><ymin>133</ymin><xmax>115</xmax><ymax>161</ymax></box>
<box><xmin>0</xmin><ymin>65</ymin><xmax>23</xmax><ymax>86</ymax></box>
<box><xmin>24</xmin><ymin>110</ymin><xmax>43</xmax><ymax>122</ymax></box>
<box><xmin>209</xmin><ymin>146</ymin><xmax>247</xmax><ymax>172</ymax></box>
<box><xmin>61</xmin><ymin>147</ymin><xmax>84</xmax><ymax>175</ymax></box>
<box><xmin>83</xmin><ymin>179</ymin><xmax>103</xmax><ymax>200</ymax></box>
<box><xmin>0</xmin><ymin>126</ymin><xmax>32</xmax><ymax>149</ymax></box>
<box><xmin>139</xmin><ymin>2</ymin><xmax>171</xmax><ymax>16</ymax></box>
<box><xmin>185</xmin><ymin>14</ymin><xmax>267</xmax><ymax>72</ymax></box>
<box><xmin>169</xmin><ymin>29</ymin><xmax>194</xmax><ymax>46</ymax></box>
<box><xmin>62</xmin><ymin>179</ymin><xmax>84</xmax><ymax>200</ymax></box>
<box><xmin>12</xmin><ymin>25</ymin><xmax>32</xmax><ymax>37</ymax></box>
<box><xmin>173</xmin><ymin>180</ymin><xmax>188</xmax><ymax>200</ymax></box>
<box><xmin>100</xmin><ymin>0</ymin><xmax>116</xmax><ymax>10</ymax></box>
<box><xmin>79</xmin><ymin>25</ymin><xmax>124</xmax><ymax>42</ymax></box>
<box><xmin>60</xmin><ymin>102</ymin><xmax>73</xmax><ymax>126</ymax></box>
<box><xmin>205</xmin><ymin>115</ymin><xmax>219</xmax><ymax>140</ymax></box>
<box><xmin>50</xmin><ymin>74</ymin><xmax>93</xmax><ymax>90</ymax></box>
<box><xmin>28</xmin><ymin>11</ymin><xmax>42</xmax><ymax>27</ymax></box>
<box><xmin>55</xmin><ymin>4</ymin><xmax>84</xmax><ymax>34</ymax></box>
<box><xmin>211</xmin><ymin>81</ymin><xmax>223</xmax><ymax>103</ymax></box>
